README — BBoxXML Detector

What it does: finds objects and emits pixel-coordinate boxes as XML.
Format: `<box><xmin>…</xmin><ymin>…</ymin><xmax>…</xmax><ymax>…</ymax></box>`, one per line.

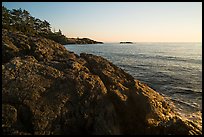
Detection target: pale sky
<box><xmin>2</xmin><ymin>2</ymin><xmax>202</xmax><ymax>42</ymax></box>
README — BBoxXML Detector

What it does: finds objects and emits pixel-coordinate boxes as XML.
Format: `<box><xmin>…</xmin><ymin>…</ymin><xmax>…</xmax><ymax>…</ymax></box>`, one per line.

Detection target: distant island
<box><xmin>120</xmin><ymin>42</ymin><xmax>134</xmax><ymax>44</ymax></box>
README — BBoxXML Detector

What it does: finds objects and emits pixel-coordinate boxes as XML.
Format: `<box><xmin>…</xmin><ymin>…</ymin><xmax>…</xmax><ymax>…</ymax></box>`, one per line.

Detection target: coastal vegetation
<box><xmin>2</xmin><ymin>6</ymin><xmax>103</xmax><ymax>45</ymax></box>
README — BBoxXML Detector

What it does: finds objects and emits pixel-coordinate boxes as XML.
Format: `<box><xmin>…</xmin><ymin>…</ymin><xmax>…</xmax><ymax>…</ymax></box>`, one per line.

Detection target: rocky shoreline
<box><xmin>66</xmin><ymin>37</ymin><xmax>103</xmax><ymax>44</ymax></box>
<box><xmin>2</xmin><ymin>29</ymin><xmax>202</xmax><ymax>135</ymax></box>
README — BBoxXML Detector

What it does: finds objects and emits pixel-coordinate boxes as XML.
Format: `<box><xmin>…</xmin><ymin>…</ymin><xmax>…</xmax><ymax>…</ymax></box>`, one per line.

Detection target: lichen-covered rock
<box><xmin>2</xmin><ymin>29</ymin><xmax>202</xmax><ymax>135</ymax></box>
<box><xmin>80</xmin><ymin>53</ymin><xmax>202</xmax><ymax>135</ymax></box>
<box><xmin>2</xmin><ymin>104</ymin><xmax>18</xmax><ymax>128</ymax></box>
<box><xmin>2</xmin><ymin>29</ymin><xmax>77</xmax><ymax>64</ymax></box>
<box><xmin>2</xmin><ymin>56</ymin><xmax>119</xmax><ymax>135</ymax></box>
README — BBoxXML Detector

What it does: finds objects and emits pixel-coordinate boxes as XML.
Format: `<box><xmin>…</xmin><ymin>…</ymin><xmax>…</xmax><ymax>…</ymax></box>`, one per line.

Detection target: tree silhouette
<box><xmin>2</xmin><ymin>6</ymin><xmax>72</xmax><ymax>45</ymax></box>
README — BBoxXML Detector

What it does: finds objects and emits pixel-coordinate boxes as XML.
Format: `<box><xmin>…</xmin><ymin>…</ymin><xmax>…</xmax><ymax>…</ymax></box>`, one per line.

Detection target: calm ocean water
<box><xmin>64</xmin><ymin>42</ymin><xmax>202</xmax><ymax>121</ymax></box>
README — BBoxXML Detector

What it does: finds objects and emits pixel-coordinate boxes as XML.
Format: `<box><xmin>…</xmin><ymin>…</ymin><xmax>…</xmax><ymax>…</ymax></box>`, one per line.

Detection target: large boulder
<box><xmin>2</xmin><ymin>29</ymin><xmax>202</xmax><ymax>135</ymax></box>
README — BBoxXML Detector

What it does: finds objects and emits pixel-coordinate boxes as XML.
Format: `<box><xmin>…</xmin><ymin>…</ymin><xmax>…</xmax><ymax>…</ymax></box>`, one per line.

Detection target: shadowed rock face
<box><xmin>2</xmin><ymin>29</ymin><xmax>202</xmax><ymax>135</ymax></box>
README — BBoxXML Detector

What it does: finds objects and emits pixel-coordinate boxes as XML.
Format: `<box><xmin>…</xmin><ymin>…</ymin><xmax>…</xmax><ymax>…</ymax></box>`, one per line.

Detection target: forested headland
<box><xmin>2</xmin><ymin>6</ymin><xmax>103</xmax><ymax>45</ymax></box>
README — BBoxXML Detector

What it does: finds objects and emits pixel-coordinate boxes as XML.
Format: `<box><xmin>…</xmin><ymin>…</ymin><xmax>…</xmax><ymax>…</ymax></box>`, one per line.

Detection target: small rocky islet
<box><xmin>120</xmin><ymin>42</ymin><xmax>134</xmax><ymax>44</ymax></box>
<box><xmin>2</xmin><ymin>29</ymin><xmax>202</xmax><ymax>135</ymax></box>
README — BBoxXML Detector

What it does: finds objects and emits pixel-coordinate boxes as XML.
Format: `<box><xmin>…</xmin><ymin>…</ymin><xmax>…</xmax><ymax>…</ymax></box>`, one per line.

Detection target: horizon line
<box><xmin>99</xmin><ymin>41</ymin><xmax>202</xmax><ymax>43</ymax></box>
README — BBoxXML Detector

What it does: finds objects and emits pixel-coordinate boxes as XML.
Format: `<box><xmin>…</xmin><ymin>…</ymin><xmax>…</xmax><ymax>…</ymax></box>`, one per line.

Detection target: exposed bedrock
<box><xmin>2</xmin><ymin>29</ymin><xmax>202</xmax><ymax>135</ymax></box>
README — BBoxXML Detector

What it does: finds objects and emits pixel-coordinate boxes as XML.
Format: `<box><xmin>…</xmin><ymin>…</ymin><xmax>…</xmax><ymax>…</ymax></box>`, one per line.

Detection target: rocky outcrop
<box><xmin>2</xmin><ymin>29</ymin><xmax>202</xmax><ymax>135</ymax></box>
<box><xmin>66</xmin><ymin>38</ymin><xmax>103</xmax><ymax>44</ymax></box>
<box><xmin>41</xmin><ymin>32</ymin><xmax>103</xmax><ymax>45</ymax></box>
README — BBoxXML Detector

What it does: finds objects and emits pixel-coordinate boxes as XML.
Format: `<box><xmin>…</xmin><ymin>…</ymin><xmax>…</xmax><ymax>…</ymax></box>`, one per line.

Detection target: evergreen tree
<box><xmin>58</xmin><ymin>29</ymin><xmax>62</xmax><ymax>35</ymax></box>
<box><xmin>2</xmin><ymin>6</ymin><xmax>70</xmax><ymax>44</ymax></box>
<box><xmin>2</xmin><ymin>6</ymin><xmax>11</xmax><ymax>29</ymax></box>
